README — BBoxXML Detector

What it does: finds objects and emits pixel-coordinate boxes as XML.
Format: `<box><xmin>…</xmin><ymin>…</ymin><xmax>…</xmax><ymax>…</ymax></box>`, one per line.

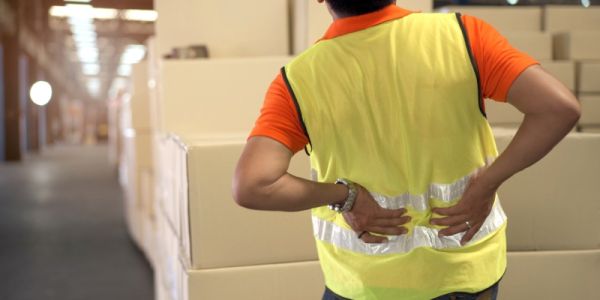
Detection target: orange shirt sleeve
<box><xmin>461</xmin><ymin>14</ymin><xmax>539</xmax><ymax>102</ymax></box>
<box><xmin>249</xmin><ymin>73</ymin><xmax>309</xmax><ymax>153</ymax></box>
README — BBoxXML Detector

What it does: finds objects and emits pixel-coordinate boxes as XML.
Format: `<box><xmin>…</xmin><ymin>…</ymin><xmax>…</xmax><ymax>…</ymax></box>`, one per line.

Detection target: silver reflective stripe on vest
<box><xmin>313</xmin><ymin>199</ymin><xmax>506</xmax><ymax>255</ymax></box>
<box><xmin>312</xmin><ymin>158</ymin><xmax>495</xmax><ymax>212</ymax></box>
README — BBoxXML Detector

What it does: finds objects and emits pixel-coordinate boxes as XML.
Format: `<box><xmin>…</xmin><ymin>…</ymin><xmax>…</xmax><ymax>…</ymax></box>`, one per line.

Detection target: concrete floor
<box><xmin>0</xmin><ymin>144</ymin><xmax>154</xmax><ymax>300</ymax></box>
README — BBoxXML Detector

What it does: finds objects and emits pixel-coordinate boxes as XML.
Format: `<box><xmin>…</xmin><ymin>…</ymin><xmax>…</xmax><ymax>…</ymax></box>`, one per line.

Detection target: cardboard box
<box><xmin>182</xmin><ymin>261</ymin><xmax>324</xmax><ymax>300</ymax></box>
<box><xmin>158</xmin><ymin>57</ymin><xmax>290</xmax><ymax>136</ymax></box>
<box><xmin>154</xmin><ymin>203</ymin><xmax>181</xmax><ymax>300</ymax></box>
<box><xmin>541</xmin><ymin>60</ymin><xmax>576</xmax><ymax>92</ymax></box>
<box><xmin>544</xmin><ymin>5</ymin><xmax>600</xmax><ymax>32</ymax></box>
<box><xmin>554</xmin><ymin>31</ymin><xmax>600</xmax><ymax>60</ymax></box>
<box><xmin>501</xmin><ymin>250</ymin><xmax>600</xmax><ymax>300</ymax></box>
<box><xmin>485</xmin><ymin>100</ymin><xmax>522</xmax><ymax>127</ymax></box>
<box><xmin>580</xmin><ymin>95</ymin><xmax>600</xmax><ymax>126</ymax></box>
<box><xmin>504</xmin><ymin>32</ymin><xmax>552</xmax><ymax>61</ymax></box>
<box><xmin>292</xmin><ymin>1</ymin><xmax>433</xmax><ymax>54</ymax></box>
<box><xmin>139</xmin><ymin>170</ymin><xmax>157</xmax><ymax>266</ymax></box>
<box><xmin>436</xmin><ymin>6</ymin><xmax>542</xmax><ymax>33</ymax></box>
<box><xmin>494</xmin><ymin>129</ymin><xmax>600</xmax><ymax>251</ymax></box>
<box><xmin>122</xmin><ymin>129</ymin><xmax>153</xmax><ymax>170</ymax></box>
<box><xmin>581</xmin><ymin>126</ymin><xmax>600</xmax><ymax>133</ymax></box>
<box><xmin>154</xmin><ymin>0</ymin><xmax>288</xmax><ymax>58</ymax></box>
<box><xmin>578</xmin><ymin>62</ymin><xmax>600</xmax><ymax>93</ymax></box>
<box><xmin>175</xmin><ymin>136</ymin><xmax>317</xmax><ymax>269</ymax></box>
<box><xmin>128</xmin><ymin>62</ymin><xmax>152</xmax><ymax>130</ymax></box>
<box><xmin>154</xmin><ymin>134</ymin><xmax>180</xmax><ymax>237</ymax></box>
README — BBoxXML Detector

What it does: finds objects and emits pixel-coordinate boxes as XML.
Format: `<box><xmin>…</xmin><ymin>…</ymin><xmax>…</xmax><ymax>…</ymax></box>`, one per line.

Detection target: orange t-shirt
<box><xmin>250</xmin><ymin>5</ymin><xmax>538</xmax><ymax>153</ymax></box>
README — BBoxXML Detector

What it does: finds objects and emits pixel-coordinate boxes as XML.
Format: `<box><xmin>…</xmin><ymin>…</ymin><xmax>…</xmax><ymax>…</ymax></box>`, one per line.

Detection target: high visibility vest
<box><xmin>282</xmin><ymin>12</ymin><xmax>507</xmax><ymax>300</ymax></box>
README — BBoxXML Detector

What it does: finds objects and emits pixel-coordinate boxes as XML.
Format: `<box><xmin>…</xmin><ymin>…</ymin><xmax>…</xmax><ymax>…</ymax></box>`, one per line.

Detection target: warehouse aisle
<box><xmin>0</xmin><ymin>144</ymin><xmax>153</xmax><ymax>300</ymax></box>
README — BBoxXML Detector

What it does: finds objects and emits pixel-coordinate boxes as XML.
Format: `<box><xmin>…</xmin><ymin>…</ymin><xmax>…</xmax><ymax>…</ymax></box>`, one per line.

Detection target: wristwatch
<box><xmin>329</xmin><ymin>178</ymin><xmax>358</xmax><ymax>213</ymax></box>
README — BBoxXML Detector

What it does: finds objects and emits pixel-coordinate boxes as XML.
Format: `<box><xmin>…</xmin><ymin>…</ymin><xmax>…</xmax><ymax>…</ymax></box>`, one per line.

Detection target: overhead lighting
<box><xmin>30</xmin><ymin>81</ymin><xmax>53</xmax><ymax>106</ymax></box>
<box><xmin>87</xmin><ymin>78</ymin><xmax>101</xmax><ymax>96</ymax></box>
<box><xmin>93</xmin><ymin>8</ymin><xmax>119</xmax><ymax>19</ymax></box>
<box><xmin>582</xmin><ymin>0</ymin><xmax>591</xmax><ymax>7</ymax></box>
<box><xmin>77</xmin><ymin>49</ymin><xmax>99</xmax><ymax>63</ymax></box>
<box><xmin>82</xmin><ymin>63</ymin><xmax>100</xmax><ymax>76</ymax></box>
<box><xmin>65</xmin><ymin>0</ymin><xmax>92</xmax><ymax>3</ymax></box>
<box><xmin>122</xmin><ymin>9</ymin><xmax>158</xmax><ymax>22</ymax></box>
<box><xmin>49</xmin><ymin>5</ymin><xmax>118</xmax><ymax>19</ymax></box>
<box><xmin>117</xmin><ymin>64</ymin><xmax>132</xmax><ymax>77</ymax></box>
<box><xmin>507</xmin><ymin>0</ymin><xmax>519</xmax><ymax>5</ymax></box>
<box><xmin>120</xmin><ymin>44</ymin><xmax>146</xmax><ymax>64</ymax></box>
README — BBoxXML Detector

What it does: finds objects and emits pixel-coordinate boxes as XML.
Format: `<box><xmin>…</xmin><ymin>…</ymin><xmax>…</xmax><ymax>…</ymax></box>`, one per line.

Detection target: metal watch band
<box><xmin>328</xmin><ymin>178</ymin><xmax>358</xmax><ymax>213</ymax></box>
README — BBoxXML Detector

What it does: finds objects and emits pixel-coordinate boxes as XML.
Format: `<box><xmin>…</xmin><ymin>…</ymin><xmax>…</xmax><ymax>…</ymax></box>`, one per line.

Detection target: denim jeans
<box><xmin>322</xmin><ymin>282</ymin><xmax>499</xmax><ymax>300</ymax></box>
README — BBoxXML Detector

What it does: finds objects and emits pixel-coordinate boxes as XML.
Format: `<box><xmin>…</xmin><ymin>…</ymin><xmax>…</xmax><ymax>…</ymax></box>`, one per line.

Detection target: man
<box><xmin>232</xmin><ymin>0</ymin><xmax>580</xmax><ymax>299</ymax></box>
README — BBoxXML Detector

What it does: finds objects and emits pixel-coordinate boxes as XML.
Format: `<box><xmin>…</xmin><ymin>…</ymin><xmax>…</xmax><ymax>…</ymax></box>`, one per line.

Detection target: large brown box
<box><xmin>501</xmin><ymin>250</ymin><xmax>600</xmax><ymax>300</ymax></box>
<box><xmin>129</xmin><ymin>62</ymin><xmax>152</xmax><ymax>130</ymax></box>
<box><xmin>580</xmin><ymin>95</ymin><xmax>600</xmax><ymax>127</ymax></box>
<box><xmin>578</xmin><ymin>62</ymin><xmax>600</xmax><ymax>93</ymax></box>
<box><xmin>544</xmin><ymin>5</ymin><xmax>600</xmax><ymax>32</ymax></box>
<box><xmin>554</xmin><ymin>31</ymin><xmax>600</xmax><ymax>60</ymax></box>
<box><xmin>154</xmin><ymin>0</ymin><xmax>288</xmax><ymax>58</ymax></box>
<box><xmin>158</xmin><ymin>58</ymin><xmax>289</xmax><ymax>136</ymax></box>
<box><xmin>494</xmin><ymin>129</ymin><xmax>600</xmax><ymax>251</ymax></box>
<box><xmin>181</xmin><ymin>261</ymin><xmax>324</xmax><ymax>300</ymax></box>
<box><xmin>175</xmin><ymin>136</ymin><xmax>317</xmax><ymax>269</ymax></box>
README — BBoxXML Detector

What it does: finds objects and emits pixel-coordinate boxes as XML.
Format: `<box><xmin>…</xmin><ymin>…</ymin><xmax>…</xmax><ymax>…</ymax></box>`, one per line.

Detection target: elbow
<box><xmin>562</xmin><ymin>97</ymin><xmax>581</xmax><ymax>128</ymax></box>
<box><xmin>548</xmin><ymin>94</ymin><xmax>581</xmax><ymax>129</ymax></box>
<box><xmin>231</xmin><ymin>175</ymin><xmax>262</xmax><ymax>210</ymax></box>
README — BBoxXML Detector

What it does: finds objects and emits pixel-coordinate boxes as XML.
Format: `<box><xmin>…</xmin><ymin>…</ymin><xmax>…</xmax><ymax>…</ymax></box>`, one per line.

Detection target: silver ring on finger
<box><xmin>465</xmin><ymin>221</ymin><xmax>472</xmax><ymax>229</ymax></box>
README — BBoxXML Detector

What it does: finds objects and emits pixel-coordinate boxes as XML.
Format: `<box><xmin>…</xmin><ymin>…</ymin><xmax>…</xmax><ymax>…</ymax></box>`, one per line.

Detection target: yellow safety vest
<box><xmin>282</xmin><ymin>12</ymin><xmax>507</xmax><ymax>299</ymax></box>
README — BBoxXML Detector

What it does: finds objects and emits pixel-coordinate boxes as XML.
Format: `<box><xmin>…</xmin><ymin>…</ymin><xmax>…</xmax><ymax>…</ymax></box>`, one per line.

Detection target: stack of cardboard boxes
<box><xmin>150</xmin><ymin>58</ymin><xmax>325</xmax><ymax>299</ymax></box>
<box><xmin>118</xmin><ymin>2</ymin><xmax>599</xmax><ymax>299</ymax></box>
<box><xmin>495</xmin><ymin>129</ymin><xmax>600</xmax><ymax>299</ymax></box>
<box><xmin>545</xmin><ymin>5</ymin><xmax>600</xmax><ymax>132</ymax></box>
<box><xmin>119</xmin><ymin>62</ymin><xmax>157</xmax><ymax>266</ymax></box>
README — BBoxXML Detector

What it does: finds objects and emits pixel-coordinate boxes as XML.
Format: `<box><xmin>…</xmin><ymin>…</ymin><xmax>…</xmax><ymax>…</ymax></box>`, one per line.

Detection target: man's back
<box><xmin>233</xmin><ymin>2</ymin><xmax>580</xmax><ymax>300</ymax></box>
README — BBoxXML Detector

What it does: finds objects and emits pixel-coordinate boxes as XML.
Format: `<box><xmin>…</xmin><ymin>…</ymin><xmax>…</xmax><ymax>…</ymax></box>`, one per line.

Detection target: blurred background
<box><xmin>0</xmin><ymin>0</ymin><xmax>599</xmax><ymax>300</ymax></box>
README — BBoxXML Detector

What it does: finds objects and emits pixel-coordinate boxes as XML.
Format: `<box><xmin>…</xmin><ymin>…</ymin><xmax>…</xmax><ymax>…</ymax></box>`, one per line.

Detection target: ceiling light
<box><xmin>50</xmin><ymin>5</ymin><xmax>117</xmax><ymax>20</ymax></box>
<box><xmin>77</xmin><ymin>49</ymin><xmax>99</xmax><ymax>63</ymax></box>
<box><xmin>82</xmin><ymin>63</ymin><xmax>100</xmax><ymax>76</ymax></box>
<box><xmin>120</xmin><ymin>44</ymin><xmax>146</xmax><ymax>64</ymax></box>
<box><xmin>65</xmin><ymin>0</ymin><xmax>92</xmax><ymax>3</ymax></box>
<box><xmin>49</xmin><ymin>6</ymin><xmax>69</xmax><ymax>17</ymax></box>
<box><xmin>30</xmin><ymin>81</ymin><xmax>53</xmax><ymax>106</ymax></box>
<box><xmin>93</xmin><ymin>8</ymin><xmax>119</xmax><ymax>19</ymax></box>
<box><xmin>87</xmin><ymin>78</ymin><xmax>101</xmax><ymax>96</ymax></box>
<box><xmin>582</xmin><ymin>0</ymin><xmax>591</xmax><ymax>8</ymax></box>
<box><xmin>122</xmin><ymin>9</ymin><xmax>158</xmax><ymax>22</ymax></box>
<box><xmin>117</xmin><ymin>64</ymin><xmax>132</xmax><ymax>77</ymax></box>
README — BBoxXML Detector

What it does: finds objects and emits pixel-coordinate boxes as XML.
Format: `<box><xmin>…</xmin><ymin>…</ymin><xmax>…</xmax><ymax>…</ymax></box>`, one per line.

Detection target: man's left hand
<box><xmin>429</xmin><ymin>169</ymin><xmax>498</xmax><ymax>245</ymax></box>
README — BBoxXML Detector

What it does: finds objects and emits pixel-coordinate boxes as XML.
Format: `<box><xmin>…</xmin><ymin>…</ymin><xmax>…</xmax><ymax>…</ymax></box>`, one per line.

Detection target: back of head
<box><xmin>326</xmin><ymin>0</ymin><xmax>395</xmax><ymax>17</ymax></box>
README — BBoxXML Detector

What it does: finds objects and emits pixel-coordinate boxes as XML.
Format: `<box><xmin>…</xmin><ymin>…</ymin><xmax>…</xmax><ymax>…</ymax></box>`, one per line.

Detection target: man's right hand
<box><xmin>342</xmin><ymin>185</ymin><xmax>411</xmax><ymax>244</ymax></box>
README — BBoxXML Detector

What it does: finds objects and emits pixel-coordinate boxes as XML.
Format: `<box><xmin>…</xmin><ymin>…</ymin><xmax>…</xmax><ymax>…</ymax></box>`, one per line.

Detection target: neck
<box><xmin>327</xmin><ymin>1</ymin><xmax>397</xmax><ymax>20</ymax></box>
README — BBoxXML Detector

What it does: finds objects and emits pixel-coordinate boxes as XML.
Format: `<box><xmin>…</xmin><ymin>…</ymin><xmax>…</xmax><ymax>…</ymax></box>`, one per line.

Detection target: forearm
<box><xmin>234</xmin><ymin>172</ymin><xmax>347</xmax><ymax>211</ymax></box>
<box><xmin>233</xmin><ymin>136</ymin><xmax>348</xmax><ymax>211</ymax></box>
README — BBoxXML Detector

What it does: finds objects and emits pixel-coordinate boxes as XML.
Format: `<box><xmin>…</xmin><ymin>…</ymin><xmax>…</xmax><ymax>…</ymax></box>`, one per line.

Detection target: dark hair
<box><xmin>326</xmin><ymin>0</ymin><xmax>395</xmax><ymax>17</ymax></box>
